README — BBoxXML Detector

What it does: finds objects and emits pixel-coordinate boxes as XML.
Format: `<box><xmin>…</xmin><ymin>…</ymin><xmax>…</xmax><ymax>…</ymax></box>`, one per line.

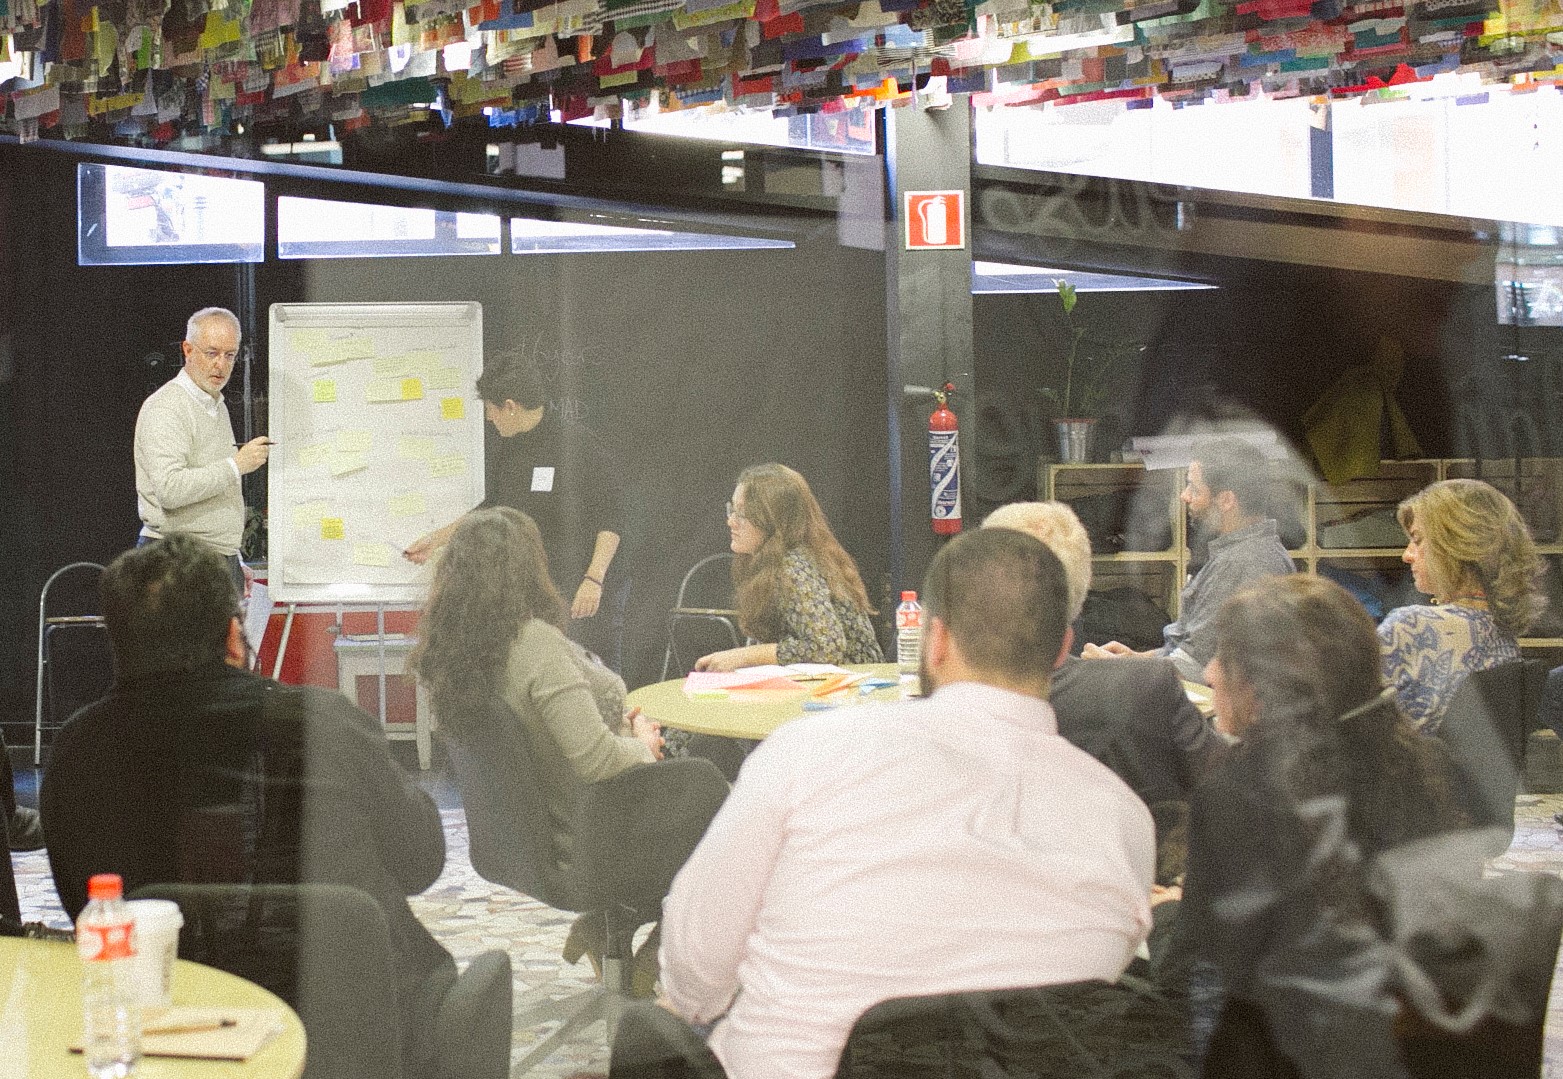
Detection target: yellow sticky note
<box><xmin>334</xmin><ymin>430</ymin><xmax>373</xmax><ymax>453</ymax></box>
<box><xmin>430</xmin><ymin>454</ymin><xmax>467</xmax><ymax>478</ymax></box>
<box><xmin>313</xmin><ymin>379</ymin><xmax>338</xmax><ymax>403</ymax></box>
<box><xmin>292</xmin><ymin>500</ymin><xmax>328</xmax><ymax>530</ymax></box>
<box><xmin>397</xmin><ymin>436</ymin><xmax>435</xmax><ymax>460</ymax></box>
<box><xmin>291</xmin><ymin>329</ymin><xmax>329</xmax><ymax>351</ymax></box>
<box><xmin>330</xmin><ymin>451</ymin><xmax>368</xmax><ymax>477</ymax></box>
<box><xmin>321</xmin><ymin>518</ymin><xmax>346</xmax><ymax>541</ymax></box>
<box><xmin>400</xmin><ymin>378</ymin><xmax>425</xmax><ymax>401</ymax></box>
<box><xmin>388</xmin><ymin>492</ymin><xmax>428</xmax><ymax>518</ymax></box>
<box><xmin>298</xmin><ymin>444</ymin><xmax>330</xmax><ymax>469</ymax></box>
<box><xmin>372</xmin><ymin>354</ymin><xmax>413</xmax><ymax>378</ymax></box>
<box><xmin>321</xmin><ymin>336</ymin><xmax>375</xmax><ymax>363</ymax></box>
<box><xmin>427</xmin><ymin>367</ymin><xmax>461</xmax><ymax>391</ymax></box>
<box><xmin>365</xmin><ymin>379</ymin><xmax>401</xmax><ymax>403</ymax></box>
<box><xmin>440</xmin><ymin>397</ymin><xmax>465</xmax><ymax>421</ymax></box>
<box><xmin>352</xmin><ymin>543</ymin><xmax>392</xmax><ymax>567</ymax></box>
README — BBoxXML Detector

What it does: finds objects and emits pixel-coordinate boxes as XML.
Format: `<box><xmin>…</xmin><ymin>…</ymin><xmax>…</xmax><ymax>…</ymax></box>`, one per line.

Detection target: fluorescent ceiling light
<box><xmin>511</xmin><ymin>217</ymin><xmax>795</xmax><ymax>253</ymax></box>
<box><xmin>972</xmin><ymin>260</ymin><xmax>1218</xmax><ymax>293</ymax></box>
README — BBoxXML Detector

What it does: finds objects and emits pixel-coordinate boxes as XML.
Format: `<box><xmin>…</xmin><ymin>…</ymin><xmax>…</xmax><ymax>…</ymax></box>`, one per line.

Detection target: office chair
<box><xmin>444</xmin><ymin>696</ymin><xmax>727</xmax><ymax>1074</ymax></box>
<box><xmin>132</xmin><ymin>882</ymin><xmax>512</xmax><ymax>1079</ymax></box>
<box><xmin>661</xmin><ymin>553</ymin><xmax>742</xmax><ymax>680</ymax></box>
<box><xmin>1437</xmin><ymin>660</ymin><xmax>1544</xmax><ymax>844</ymax></box>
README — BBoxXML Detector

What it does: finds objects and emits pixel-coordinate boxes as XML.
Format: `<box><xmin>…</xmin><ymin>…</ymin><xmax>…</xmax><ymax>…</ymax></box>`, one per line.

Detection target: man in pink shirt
<box><xmin>659</xmin><ymin>528</ymin><xmax>1156</xmax><ymax>1079</ymax></box>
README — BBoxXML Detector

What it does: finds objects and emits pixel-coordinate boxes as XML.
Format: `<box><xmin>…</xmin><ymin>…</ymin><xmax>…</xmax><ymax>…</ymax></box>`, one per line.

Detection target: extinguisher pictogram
<box><xmin>929</xmin><ymin>382</ymin><xmax>962</xmax><ymax>535</ymax></box>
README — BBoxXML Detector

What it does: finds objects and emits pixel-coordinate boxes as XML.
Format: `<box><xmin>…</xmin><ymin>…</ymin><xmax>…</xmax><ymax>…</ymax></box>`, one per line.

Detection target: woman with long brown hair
<box><xmin>412</xmin><ymin>506</ymin><xmax>662</xmax><ymax>844</ymax></box>
<box><xmin>695</xmin><ymin>463</ymin><xmax>882</xmax><ymax>673</ymax></box>
<box><xmin>1185</xmin><ymin>574</ymin><xmax>1467</xmax><ymax>1078</ymax></box>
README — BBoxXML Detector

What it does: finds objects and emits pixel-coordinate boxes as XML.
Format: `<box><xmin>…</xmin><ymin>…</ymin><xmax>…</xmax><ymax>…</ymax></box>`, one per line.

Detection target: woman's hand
<box><xmin>572</xmin><ymin>578</ymin><xmax>603</xmax><ymax>619</ymax></box>
<box><xmin>694</xmin><ymin>647</ymin><xmax>747</xmax><ymax>673</ymax></box>
<box><xmin>403</xmin><ymin>534</ymin><xmax>437</xmax><ymax>565</ymax></box>
<box><xmin>628</xmin><ymin>708</ymin><xmax>664</xmax><ymax>760</ymax></box>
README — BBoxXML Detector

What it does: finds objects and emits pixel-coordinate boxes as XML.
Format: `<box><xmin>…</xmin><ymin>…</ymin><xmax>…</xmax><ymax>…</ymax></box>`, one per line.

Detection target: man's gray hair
<box><xmin>186</xmin><ymin>307</ymin><xmax>241</xmax><ymax>344</ymax></box>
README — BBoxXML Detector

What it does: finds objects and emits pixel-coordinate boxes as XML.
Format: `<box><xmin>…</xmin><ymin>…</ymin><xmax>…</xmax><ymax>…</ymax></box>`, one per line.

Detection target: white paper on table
<box><xmin>242</xmin><ymin>582</ymin><xmax>274</xmax><ymax>670</ymax></box>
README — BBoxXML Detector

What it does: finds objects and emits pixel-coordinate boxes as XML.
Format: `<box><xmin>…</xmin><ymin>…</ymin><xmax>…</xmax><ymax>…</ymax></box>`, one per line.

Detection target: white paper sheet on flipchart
<box><xmin>268</xmin><ymin>303</ymin><xmax>484</xmax><ymax>603</ymax></box>
<box><xmin>243</xmin><ymin>582</ymin><xmax>274</xmax><ymax>669</ymax></box>
<box><xmin>1132</xmin><ymin>430</ymin><xmax>1284</xmax><ymax>471</ymax></box>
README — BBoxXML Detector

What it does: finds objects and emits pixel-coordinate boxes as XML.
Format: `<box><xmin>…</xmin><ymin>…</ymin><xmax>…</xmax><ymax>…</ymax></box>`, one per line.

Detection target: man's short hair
<box><xmin>981</xmin><ymin>501</ymin><xmax>1092</xmax><ymax>622</ymax></box>
<box><xmin>1192</xmin><ymin>437</ymin><xmax>1273</xmax><ymax>515</ymax></box>
<box><xmin>185</xmin><ymin>307</ymin><xmax>241</xmax><ymax>344</ymax></box>
<box><xmin>922</xmin><ymin>529</ymin><xmax>1070</xmax><ymax>683</ymax></box>
<box><xmin>101</xmin><ymin>535</ymin><xmax>238</xmax><ymax>678</ymax></box>
<box><xmin>475</xmin><ymin>349</ymin><xmax>546</xmax><ymax>410</ymax></box>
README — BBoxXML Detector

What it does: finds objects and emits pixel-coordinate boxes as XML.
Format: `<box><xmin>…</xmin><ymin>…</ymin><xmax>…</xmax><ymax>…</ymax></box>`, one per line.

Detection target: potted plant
<box><xmin>1039</xmin><ymin>280</ymin><xmax>1147</xmax><ymax>462</ymax></box>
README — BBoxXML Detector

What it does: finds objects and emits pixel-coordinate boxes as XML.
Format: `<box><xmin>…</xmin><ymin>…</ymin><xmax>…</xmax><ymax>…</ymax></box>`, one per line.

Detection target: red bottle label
<box><xmin>81</xmin><ymin>922</ymin><xmax>135</xmax><ymax>961</ymax></box>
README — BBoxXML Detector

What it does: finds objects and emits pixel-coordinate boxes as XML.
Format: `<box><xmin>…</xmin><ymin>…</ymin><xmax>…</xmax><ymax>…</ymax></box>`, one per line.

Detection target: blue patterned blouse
<box><xmin>1378</xmin><ymin>603</ymin><xmax>1519</xmax><ymax>734</ymax></box>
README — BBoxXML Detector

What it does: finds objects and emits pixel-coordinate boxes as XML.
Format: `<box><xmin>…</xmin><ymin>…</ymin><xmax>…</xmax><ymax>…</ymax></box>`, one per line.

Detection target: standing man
<box><xmin>1085</xmin><ymin>437</ymin><xmax>1295</xmax><ymax>682</ymax></box>
<box><xmin>134</xmin><ymin>307</ymin><xmax>271</xmax><ymax>590</ymax></box>
<box><xmin>658</xmin><ymin>529</ymin><xmax>1154</xmax><ymax>1079</ymax></box>
<box><xmin>402</xmin><ymin>350</ymin><xmax>627</xmax><ymax>668</ymax></box>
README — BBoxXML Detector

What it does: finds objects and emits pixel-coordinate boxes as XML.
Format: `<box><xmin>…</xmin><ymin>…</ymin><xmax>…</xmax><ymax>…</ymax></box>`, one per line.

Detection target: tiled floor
<box><xmin>14</xmin><ymin>774</ymin><xmax>1563</xmax><ymax>1079</ymax></box>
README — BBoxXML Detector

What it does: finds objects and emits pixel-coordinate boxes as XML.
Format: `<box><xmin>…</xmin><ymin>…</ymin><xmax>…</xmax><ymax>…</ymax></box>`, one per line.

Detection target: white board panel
<box><xmin>267</xmin><ymin>302</ymin><xmax>484</xmax><ymax>603</ymax></box>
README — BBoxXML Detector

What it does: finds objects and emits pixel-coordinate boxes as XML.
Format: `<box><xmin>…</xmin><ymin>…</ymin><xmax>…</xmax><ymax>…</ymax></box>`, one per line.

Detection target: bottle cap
<box><xmin>86</xmin><ymin>873</ymin><xmax>124</xmax><ymax>901</ymax></box>
<box><xmin>900</xmin><ymin>590</ymin><xmax>917</xmax><ymax>601</ymax></box>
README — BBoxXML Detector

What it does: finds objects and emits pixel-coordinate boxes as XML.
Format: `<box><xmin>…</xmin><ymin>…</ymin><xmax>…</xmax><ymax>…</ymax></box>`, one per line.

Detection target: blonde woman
<box><xmin>1379</xmin><ymin>479</ymin><xmax>1545</xmax><ymax>732</ymax></box>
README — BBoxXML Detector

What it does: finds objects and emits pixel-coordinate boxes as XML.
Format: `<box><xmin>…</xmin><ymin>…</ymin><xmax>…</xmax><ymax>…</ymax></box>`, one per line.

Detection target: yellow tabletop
<box><xmin>627</xmin><ymin>662</ymin><xmax>908</xmax><ymax>740</ymax></box>
<box><xmin>0</xmin><ymin>937</ymin><xmax>307</xmax><ymax>1079</ymax></box>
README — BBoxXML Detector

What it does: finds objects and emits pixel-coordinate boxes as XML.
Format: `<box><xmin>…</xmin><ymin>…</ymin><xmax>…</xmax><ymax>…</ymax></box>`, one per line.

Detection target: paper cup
<box><xmin>126</xmin><ymin>899</ymin><xmax>184</xmax><ymax>1009</ymax></box>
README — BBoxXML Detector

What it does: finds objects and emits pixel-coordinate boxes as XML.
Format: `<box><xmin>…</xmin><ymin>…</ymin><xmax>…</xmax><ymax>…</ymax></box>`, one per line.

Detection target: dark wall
<box><xmin>301</xmin><ymin>243</ymin><xmax>892</xmax><ymax>687</ymax></box>
<box><xmin>969</xmin><ymin>259</ymin><xmax>1529</xmax><ymax>522</ymax></box>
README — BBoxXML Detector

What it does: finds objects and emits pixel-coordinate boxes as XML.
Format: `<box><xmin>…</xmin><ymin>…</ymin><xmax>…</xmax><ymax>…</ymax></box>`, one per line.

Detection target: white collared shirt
<box><xmin>660</xmin><ymin>681</ymin><xmax>1156</xmax><ymax>1079</ymax></box>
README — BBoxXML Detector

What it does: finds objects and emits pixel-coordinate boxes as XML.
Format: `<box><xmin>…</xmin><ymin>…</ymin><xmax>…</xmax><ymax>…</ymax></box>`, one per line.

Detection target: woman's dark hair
<box><xmin>1212</xmin><ymin>575</ymin><xmax>1462</xmax><ymax>858</ymax></box>
<box><xmin>731</xmin><ymin>463</ymin><xmax>874</xmax><ymax>641</ymax></box>
<box><xmin>410</xmin><ymin>507</ymin><xmax>565</xmax><ymax>729</ymax></box>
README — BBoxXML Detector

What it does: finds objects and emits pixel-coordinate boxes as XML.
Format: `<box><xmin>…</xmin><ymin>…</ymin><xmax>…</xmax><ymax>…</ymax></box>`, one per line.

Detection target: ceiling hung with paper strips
<box><xmin>2</xmin><ymin>0</ymin><xmax>1562</xmax><ymax>150</ymax></box>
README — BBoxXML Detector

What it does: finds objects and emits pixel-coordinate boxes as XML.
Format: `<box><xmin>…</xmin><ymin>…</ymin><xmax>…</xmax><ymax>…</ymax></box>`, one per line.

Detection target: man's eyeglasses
<box><xmin>725</xmin><ymin>500</ymin><xmax>750</xmax><ymax>524</ymax></box>
<box><xmin>201</xmin><ymin>348</ymin><xmax>240</xmax><ymax>364</ymax></box>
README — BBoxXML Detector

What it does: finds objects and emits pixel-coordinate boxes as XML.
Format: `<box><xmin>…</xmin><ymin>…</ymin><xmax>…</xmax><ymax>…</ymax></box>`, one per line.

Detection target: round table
<box><xmin>0</xmin><ymin>937</ymin><xmax>307</xmax><ymax>1079</ymax></box>
<box><xmin>626</xmin><ymin>662</ymin><xmax>907</xmax><ymax>740</ymax></box>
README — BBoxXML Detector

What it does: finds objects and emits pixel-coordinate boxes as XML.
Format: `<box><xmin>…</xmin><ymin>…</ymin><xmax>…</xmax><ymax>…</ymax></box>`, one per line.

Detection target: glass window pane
<box><xmin>509</xmin><ymin>217</ymin><xmax>795</xmax><ymax>254</ymax></box>
<box><xmin>77</xmin><ymin>163</ymin><xmax>263</xmax><ymax>266</ymax></box>
<box><xmin>277</xmin><ymin>196</ymin><xmax>501</xmax><ymax>259</ymax></box>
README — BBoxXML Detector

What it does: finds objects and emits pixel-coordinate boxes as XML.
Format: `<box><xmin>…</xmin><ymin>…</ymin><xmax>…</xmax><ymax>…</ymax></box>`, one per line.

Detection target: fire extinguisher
<box><xmin>929</xmin><ymin>382</ymin><xmax>962</xmax><ymax>535</ymax></box>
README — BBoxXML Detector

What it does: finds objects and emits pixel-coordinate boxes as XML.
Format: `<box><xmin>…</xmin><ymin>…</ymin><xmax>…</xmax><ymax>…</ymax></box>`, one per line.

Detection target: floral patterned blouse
<box><xmin>1378</xmin><ymin>603</ymin><xmax>1519</xmax><ymax>734</ymax></box>
<box><xmin>772</xmin><ymin>549</ymin><xmax>884</xmax><ymax>666</ymax></box>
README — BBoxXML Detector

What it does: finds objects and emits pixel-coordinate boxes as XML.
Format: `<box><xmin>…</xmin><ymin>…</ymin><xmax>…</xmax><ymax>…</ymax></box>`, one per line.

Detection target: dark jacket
<box><xmin>42</xmin><ymin>663</ymin><xmax>453</xmax><ymax>1067</ymax></box>
<box><xmin>1050</xmin><ymin>655</ymin><xmax>1222</xmax><ymax>808</ymax></box>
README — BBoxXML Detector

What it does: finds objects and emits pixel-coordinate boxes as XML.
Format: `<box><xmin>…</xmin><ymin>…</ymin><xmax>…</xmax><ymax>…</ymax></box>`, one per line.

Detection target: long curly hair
<box><xmin>732</xmin><ymin>463</ymin><xmax>874</xmax><ymax>641</ymax></box>
<box><xmin>1397</xmin><ymin>479</ymin><xmax>1545</xmax><ymax>636</ymax></box>
<box><xmin>410</xmin><ymin>507</ymin><xmax>566</xmax><ymax>730</ymax></box>
<box><xmin>1213</xmin><ymin>575</ymin><xmax>1464</xmax><ymax>860</ymax></box>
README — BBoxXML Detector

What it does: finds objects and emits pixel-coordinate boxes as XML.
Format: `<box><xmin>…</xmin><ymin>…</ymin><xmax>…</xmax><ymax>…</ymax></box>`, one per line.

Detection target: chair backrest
<box><xmin>1437</xmin><ymin>660</ymin><xmax>1540</xmax><ymax>832</ymax></box>
<box><xmin>666</xmin><ymin>613</ymin><xmax>742</xmax><ymax>679</ymax></box>
<box><xmin>131</xmin><ymin>881</ymin><xmax>404</xmax><ymax>1079</ymax></box>
<box><xmin>675</xmin><ymin>553</ymin><xmax>736</xmax><ymax>610</ymax></box>
<box><xmin>833</xmin><ymin>981</ymin><xmax>1192</xmax><ymax>1079</ymax></box>
<box><xmin>443</xmin><ymin>696</ymin><xmax>585</xmax><ymax>911</ymax></box>
<box><xmin>445</xmin><ymin>696</ymin><xmax>731</xmax><ymax>912</ymax></box>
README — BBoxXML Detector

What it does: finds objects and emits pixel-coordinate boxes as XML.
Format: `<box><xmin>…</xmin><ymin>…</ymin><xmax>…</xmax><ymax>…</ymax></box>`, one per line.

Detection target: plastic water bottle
<box><xmin>78</xmin><ymin>873</ymin><xmax>141</xmax><ymax>1079</ymax></box>
<box><xmin>896</xmin><ymin>590</ymin><xmax>923</xmax><ymax>677</ymax></box>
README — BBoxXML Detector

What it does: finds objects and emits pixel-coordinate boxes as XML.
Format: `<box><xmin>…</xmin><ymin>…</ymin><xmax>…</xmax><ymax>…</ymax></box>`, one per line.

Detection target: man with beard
<box><xmin>656</xmin><ymin>528</ymin><xmax>1154</xmax><ymax>1079</ymax></box>
<box><xmin>1084</xmin><ymin>437</ymin><xmax>1295</xmax><ymax>684</ymax></box>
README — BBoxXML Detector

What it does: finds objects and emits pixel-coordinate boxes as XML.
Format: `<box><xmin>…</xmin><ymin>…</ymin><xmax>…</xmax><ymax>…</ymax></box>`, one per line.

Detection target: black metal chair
<box><xmin>131</xmin><ymin>882</ymin><xmax>512</xmax><ymax>1079</ymax></box>
<box><xmin>661</xmin><ymin>553</ymin><xmax>742</xmax><ymax>680</ymax></box>
<box><xmin>608</xmin><ymin>979</ymin><xmax>1192</xmax><ymax>1079</ymax></box>
<box><xmin>1436</xmin><ymin>660</ymin><xmax>1545</xmax><ymax>844</ymax></box>
<box><xmin>33</xmin><ymin>561</ymin><xmax>110</xmax><ymax>764</ymax></box>
<box><xmin>443</xmin><ymin>696</ymin><xmax>728</xmax><ymax>1074</ymax></box>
